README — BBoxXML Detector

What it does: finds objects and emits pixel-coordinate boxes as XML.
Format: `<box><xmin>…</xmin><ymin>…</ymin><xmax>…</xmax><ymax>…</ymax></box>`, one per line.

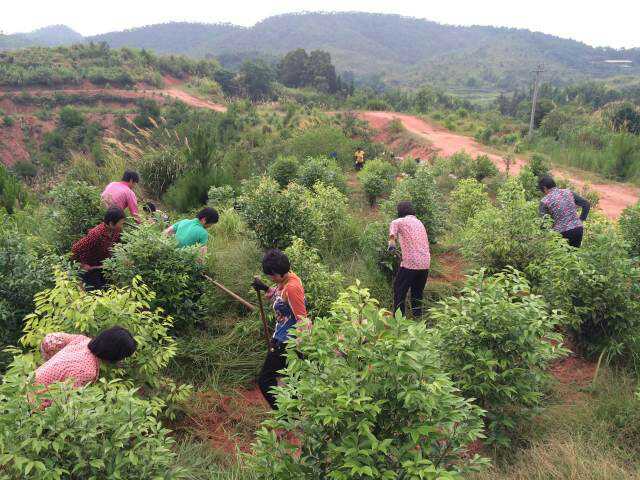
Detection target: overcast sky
<box><xmin>1</xmin><ymin>0</ymin><xmax>638</xmax><ymax>49</ymax></box>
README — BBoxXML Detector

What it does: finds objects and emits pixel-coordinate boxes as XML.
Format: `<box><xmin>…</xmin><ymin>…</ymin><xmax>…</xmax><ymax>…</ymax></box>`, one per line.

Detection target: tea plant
<box><xmin>431</xmin><ymin>269</ymin><xmax>566</xmax><ymax>445</ymax></box>
<box><xmin>619</xmin><ymin>201</ymin><xmax>640</xmax><ymax>257</ymax></box>
<box><xmin>358</xmin><ymin>158</ymin><xmax>396</xmax><ymax>205</ymax></box>
<box><xmin>448</xmin><ymin>178</ymin><xmax>491</xmax><ymax>230</ymax></box>
<box><xmin>268</xmin><ymin>155</ymin><xmax>300</xmax><ymax>188</ymax></box>
<box><xmin>251</xmin><ymin>285</ymin><xmax>488</xmax><ymax>479</ymax></box>
<box><xmin>296</xmin><ymin>156</ymin><xmax>347</xmax><ymax>193</ymax></box>
<box><xmin>0</xmin><ymin>354</ymin><xmax>187</xmax><ymax>480</ymax></box>
<box><xmin>103</xmin><ymin>223</ymin><xmax>206</xmax><ymax>329</ymax></box>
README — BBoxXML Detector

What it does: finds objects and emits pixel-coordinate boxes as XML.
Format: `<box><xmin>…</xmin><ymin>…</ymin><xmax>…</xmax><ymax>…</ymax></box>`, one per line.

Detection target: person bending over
<box><xmin>71</xmin><ymin>207</ymin><xmax>125</xmax><ymax>291</ymax></box>
<box><xmin>35</xmin><ymin>326</ymin><xmax>137</xmax><ymax>389</ymax></box>
<box><xmin>538</xmin><ymin>176</ymin><xmax>590</xmax><ymax>248</ymax></box>
<box><xmin>163</xmin><ymin>207</ymin><xmax>219</xmax><ymax>258</ymax></box>
<box><xmin>388</xmin><ymin>201</ymin><xmax>431</xmax><ymax>318</ymax></box>
<box><xmin>101</xmin><ymin>170</ymin><xmax>141</xmax><ymax>223</ymax></box>
<box><xmin>252</xmin><ymin>249</ymin><xmax>308</xmax><ymax>409</ymax></box>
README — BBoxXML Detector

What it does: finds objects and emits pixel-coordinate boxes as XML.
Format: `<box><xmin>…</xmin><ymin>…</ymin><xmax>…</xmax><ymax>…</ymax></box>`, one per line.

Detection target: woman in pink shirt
<box><xmin>101</xmin><ymin>170</ymin><xmax>141</xmax><ymax>222</ymax></box>
<box><xmin>387</xmin><ymin>201</ymin><xmax>431</xmax><ymax>318</ymax></box>
<box><xmin>35</xmin><ymin>326</ymin><xmax>137</xmax><ymax>389</ymax></box>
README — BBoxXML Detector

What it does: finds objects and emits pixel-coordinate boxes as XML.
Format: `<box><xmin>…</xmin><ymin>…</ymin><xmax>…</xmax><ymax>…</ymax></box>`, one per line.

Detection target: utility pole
<box><xmin>528</xmin><ymin>64</ymin><xmax>545</xmax><ymax>138</ymax></box>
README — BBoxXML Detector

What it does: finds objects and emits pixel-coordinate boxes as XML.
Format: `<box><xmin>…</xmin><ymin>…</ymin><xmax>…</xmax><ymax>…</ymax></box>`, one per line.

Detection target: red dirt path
<box><xmin>359</xmin><ymin>111</ymin><xmax>639</xmax><ymax>219</ymax></box>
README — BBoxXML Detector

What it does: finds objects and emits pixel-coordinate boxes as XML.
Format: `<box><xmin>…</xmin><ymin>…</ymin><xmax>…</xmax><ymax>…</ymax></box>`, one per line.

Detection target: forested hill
<box><xmin>2</xmin><ymin>12</ymin><xmax>639</xmax><ymax>89</ymax></box>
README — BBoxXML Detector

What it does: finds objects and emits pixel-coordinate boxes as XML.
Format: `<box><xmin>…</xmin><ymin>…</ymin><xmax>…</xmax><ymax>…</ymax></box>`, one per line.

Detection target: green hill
<box><xmin>2</xmin><ymin>12</ymin><xmax>639</xmax><ymax>89</ymax></box>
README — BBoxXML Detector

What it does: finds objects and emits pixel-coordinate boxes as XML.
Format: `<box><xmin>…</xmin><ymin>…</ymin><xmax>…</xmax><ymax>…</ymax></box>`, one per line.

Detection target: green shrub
<box><xmin>0</xmin><ymin>221</ymin><xmax>55</xmax><ymax>354</ymax></box>
<box><xmin>268</xmin><ymin>155</ymin><xmax>300</xmax><ymax>188</ymax></box>
<box><xmin>103</xmin><ymin>223</ymin><xmax>206</xmax><ymax>329</ymax></box>
<box><xmin>284</xmin><ymin>125</ymin><xmax>357</xmax><ymax>168</ymax></box>
<box><xmin>0</xmin><ymin>164</ymin><xmax>28</xmax><ymax>213</ymax></box>
<box><xmin>382</xmin><ymin>166</ymin><xmax>443</xmax><ymax>241</ymax></box>
<box><xmin>619</xmin><ymin>201</ymin><xmax>640</xmax><ymax>257</ymax></box>
<box><xmin>11</xmin><ymin>160</ymin><xmax>37</xmax><ymax>179</ymax></box>
<box><xmin>47</xmin><ymin>180</ymin><xmax>102</xmax><ymax>252</ymax></box>
<box><xmin>2</xmin><ymin>114</ymin><xmax>14</xmax><ymax>127</ymax></box>
<box><xmin>284</xmin><ymin>237</ymin><xmax>344</xmax><ymax>318</ymax></box>
<box><xmin>163</xmin><ymin>167</ymin><xmax>232</xmax><ymax>212</ymax></box>
<box><xmin>359</xmin><ymin>220</ymin><xmax>397</xmax><ymax>280</ymax></box>
<box><xmin>21</xmin><ymin>267</ymin><xmax>179</xmax><ymax>391</ymax></box>
<box><xmin>0</xmin><ymin>354</ymin><xmax>186</xmax><ymax>480</ymax></box>
<box><xmin>358</xmin><ymin>158</ymin><xmax>396</xmax><ymax>205</ymax></box>
<box><xmin>517</xmin><ymin>166</ymin><xmax>540</xmax><ymax>200</ymax></box>
<box><xmin>431</xmin><ymin>269</ymin><xmax>566</xmax><ymax>445</ymax></box>
<box><xmin>251</xmin><ymin>285</ymin><xmax>488</xmax><ymax>478</ymax></box>
<box><xmin>461</xmin><ymin>178</ymin><xmax>564</xmax><ymax>272</ymax></box>
<box><xmin>137</xmin><ymin>146</ymin><xmax>187</xmax><ymax>197</ymax></box>
<box><xmin>448</xmin><ymin>178</ymin><xmax>491</xmax><ymax>230</ymax></box>
<box><xmin>473</xmin><ymin>154</ymin><xmax>499</xmax><ymax>181</ymax></box>
<box><xmin>529</xmin><ymin>153</ymin><xmax>551</xmax><ymax>178</ymax></box>
<box><xmin>399</xmin><ymin>157</ymin><xmax>418</xmax><ymax>176</ymax></box>
<box><xmin>297</xmin><ymin>156</ymin><xmax>347</xmax><ymax>193</ymax></box>
<box><xmin>530</xmin><ymin>218</ymin><xmax>640</xmax><ymax>361</ymax></box>
<box><xmin>58</xmin><ymin>106</ymin><xmax>85</xmax><ymax>129</ymax></box>
<box><xmin>207</xmin><ymin>184</ymin><xmax>235</xmax><ymax>210</ymax></box>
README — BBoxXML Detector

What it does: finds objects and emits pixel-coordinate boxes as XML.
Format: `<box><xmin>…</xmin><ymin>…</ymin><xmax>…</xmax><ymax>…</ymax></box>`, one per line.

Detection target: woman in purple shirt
<box><xmin>538</xmin><ymin>176</ymin><xmax>590</xmax><ymax>248</ymax></box>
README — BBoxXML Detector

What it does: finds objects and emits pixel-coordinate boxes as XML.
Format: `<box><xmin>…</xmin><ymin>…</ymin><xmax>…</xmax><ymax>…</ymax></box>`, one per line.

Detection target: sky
<box><xmin>1</xmin><ymin>0</ymin><xmax>638</xmax><ymax>49</ymax></box>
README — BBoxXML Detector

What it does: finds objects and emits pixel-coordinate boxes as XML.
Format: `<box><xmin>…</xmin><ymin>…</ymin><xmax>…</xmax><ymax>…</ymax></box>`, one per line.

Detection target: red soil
<box><xmin>182</xmin><ymin>386</ymin><xmax>269</xmax><ymax>458</ymax></box>
<box><xmin>550</xmin><ymin>354</ymin><xmax>597</xmax><ymax>388</ymax></box>
<box><xmin>359</xmin><ymin>111</ymin><xmax>639</xmax><ymax>219</ymax></box>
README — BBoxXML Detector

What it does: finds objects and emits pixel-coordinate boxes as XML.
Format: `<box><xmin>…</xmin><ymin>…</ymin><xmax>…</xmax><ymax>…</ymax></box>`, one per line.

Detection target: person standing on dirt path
<box><xmin>354</xmin><ymin>148</ymin><xmax>365</xmax><ymax>171</ymax></box>
<box><xmin>71</xmin><ymin>207</ymin><xmax>125</xmax><ymax>291</ymax></box>
<box><xmin>538</xmin><ymin>176</ymin><xmax>591</xmax><ymax>248</ymax></box>
<box><xmin>101</xmin><ymin>170</ymin><xmax>141</xmax><ymax>223</ymax></box>
<box><xmin>163</xmin><ymin>207</ymin><xmax>218</xmax><ymax>259</ymax></box>
<box><xmin>252</xmin><ymin>249</ymin><xmax>309</xmax><ymax>410</ymax></box>
<box><xmin>388</xmin><ymin>201</ymin><xmax>430</xmax><ymax>318</ymax></box>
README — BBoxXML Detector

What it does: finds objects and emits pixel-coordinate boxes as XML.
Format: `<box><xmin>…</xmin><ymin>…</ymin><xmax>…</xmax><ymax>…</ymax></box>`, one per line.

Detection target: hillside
<box><xmin>3</xmin><ymin>12</ymin><xmax>639</xmax><ymax>90</ymax></box>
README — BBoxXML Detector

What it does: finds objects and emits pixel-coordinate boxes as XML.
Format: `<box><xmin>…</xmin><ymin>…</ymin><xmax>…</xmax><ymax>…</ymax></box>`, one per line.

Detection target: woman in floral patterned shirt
<box><xmin>35</xmin><ymin>326</ymin><xmax>137</xmax><ymax>389</ymax></box>
<box><xmin>538</xmin><ymin>176</ymin><xmax>591</xmax><ymax>248</ymax></box>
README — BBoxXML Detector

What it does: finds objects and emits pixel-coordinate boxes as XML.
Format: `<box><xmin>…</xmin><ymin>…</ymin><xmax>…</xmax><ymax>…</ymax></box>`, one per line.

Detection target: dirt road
<box><xmin>360</xmin><ymin>111</ymin><xmax>638</xmax><ymax>219</ymax></box>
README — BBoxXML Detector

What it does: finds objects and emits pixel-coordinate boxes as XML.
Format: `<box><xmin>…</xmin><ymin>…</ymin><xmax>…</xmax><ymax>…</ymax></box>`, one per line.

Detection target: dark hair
<box><xmin>197</xmin><ymin>207</ymin><xmax>219</xmax><ymax>225</ymax></box>
<box><xmin>262</xmin><ymin>249</ymin><xmax>290</xmax><ymax>276</ymax></box>
<box><xmin>88</xmin><ymin>326</ymin><xmax>137</xmax><ymax>363</ymax></box>
<box><xmin>122</xmin><ymin>170</ymin><xmax>140</xmax><ymax>183</ymax></box>
<box><xmin>538</xmin><ymin>176</ymin><xmax>556</xmax><ymax>191</ymax></box>
<box><xmin>104</xmin><ymin>206</ymin><xmax>125</xmax><ymax>225</ymax></box>
<box><xmin>397</xmin><ymin>201</ymin><xmax>415</xmax><ymax>217</ymax></box>
<box><xmin>143</xmin><ymin>201</ymin><xmax>157</xmax><ymax>213</ymax></box>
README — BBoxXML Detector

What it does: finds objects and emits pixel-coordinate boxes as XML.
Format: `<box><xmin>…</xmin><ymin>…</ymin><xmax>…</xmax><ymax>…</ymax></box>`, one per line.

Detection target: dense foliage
<box><xmin>431</xmin><ymin>269</ymin><xmax>566</xmax><ymax>445</ymax></box>
<box><xmin>251</xmin><ymin>285</ymin><xmax>488</xmax><ymax>478</ymax></box>
<box><xmin>619</xmin><ymin>201</ymin><xmax>640</xmax><ymax>257</ymax></box>
<box><xmin>103</xmin><ymin>223</ymin><xmax>206</xmax><ymax>329</ymax></box>
<box><xmin>530</xmin><ymin>218</ymin><xmax>640</xmax><ymax>361</ymax></box>
<box><xmin>0</xmin><ymin>354</ymin><xmax>186</xmax><ymax>480</ymax></box>
<box><xmin>358</xmin><ymin>158</ymin><xmax>396</xmax><ymax>205</ymax></box>
<box><xmin>448</xmin><ymin>178</ymin><xmax>491</xmax><ymax>230</ymax></box>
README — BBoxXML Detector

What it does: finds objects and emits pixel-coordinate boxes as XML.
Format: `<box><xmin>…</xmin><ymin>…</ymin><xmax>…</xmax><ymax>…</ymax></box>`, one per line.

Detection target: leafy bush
<box><xmin>12</xmin><ymin>160</ymin><xmax>37</xmax><ymax>179</ymax></box>
<box><xmin>297</xmin><ymin>156</ymin><xmax>347</xmax><ymax>193</ymax></box>
<box><xmin>619</xmin><ymin>201</ymin><xmax>640</xmax><ymax>257</ymax></box>
<box><xmin>268</xmin><ymin>155</ymin><xmax>300</xmax><ymax>188</ymax></box>
<box><xmin>530</xmin><ymin>218</ymin><xmax>640</xmax><ymax>361</ymax></box>
<box><xmin>358</xmin><ymin>158</ymin><xmax>396</xmax><ymax>205</ymax></box>
<box><xmin>103</xmin><ymin>223</ymin><xmax>206</xmax><ymax>329</ymax></box>
<box><xmin>399</xmin><ymin>157</ymin><xmax>418</xmax><ymax>176</ymax></box>
<box><xmin>431</xmin><ymin>269</ymin><xmax>565</xmax><ymax>445</ymax></box>
<box><xmin>137</xmin><ymin>146</ymin><xmax>187</xmax><ymax>197</ymax></box>
<box><xmin>284</xmin><ymin>125</ymin><xmax>357</xmax><ymax>168</ymax></box>
<box><xmin>21</xmin><ymin>268</ymin><xmax>179</xmax><ymax>390</ymax></box>
<box><xmin>58</xmin><ymin>106</ymin><xmax>85</xmax><ymax>129</ymax></box>
<box><xmin>207</xmin><ymin>184</ymin><xmax>235</xmax><ymax>210</ymax></box>
<box><xmin>0</xmin><ymin>164</ymin><xmax>28</xmax><ymax>213</ymax></box>
<box><xmin>473</xmin><ymin>154</ymin><xmax>499</xmax><ymax>181</ymax></box>
<box><xmin>284</xmin><ymin>237</ymin><xmax>344</xmax><ymax>318</ymax></box>
<box><xmin>359</xmin><ymin>220</ymin><xmax>397</xmax><ymax>280</ymax></box>
<box><xmin>448</xmin><ymin>178</ymin><xmax>491</xmax><ymax>230</ymax></box>
<box><xmin>0</xmin><ymin>354</ymin><xmax>186</xmax><ymax>480</ymax></box>
<box><xmin>529</xmin><ymin>153</ymin><xmax>551</xmax><ymax>178</ymax></box>
<box><xmin>163</xmin><ymin>167</ymin><xmax>232</xmax><ymax>212</ymax></box>
<box><xmin>382</xmin><ymin>166</ymin><xmax>443</xmax><ymax>241</ymax></box>
<box><xmin>47</xmin><ymin>180</ymin><xmax>102</xmax><ymax>252</ymax></box>
<box><xmin>0</xmin><ymin>221</ymin><xmax>55</xmax><ymax>353</ymax></box>
<box><xmin>251</xmin><ymin>285</ymin><xmax>488</xmax><ymax>478</ymax></box>
<box><xmin>461</xmin><ymin>178</ymin><xmax>563</xmax><ymax>272</ymax></box>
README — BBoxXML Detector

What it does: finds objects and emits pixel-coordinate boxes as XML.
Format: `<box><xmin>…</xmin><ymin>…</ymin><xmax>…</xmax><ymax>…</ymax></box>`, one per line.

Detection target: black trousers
<box><xmin>258</xmin><ymin>342</ymin><xmax>287</xmax><ymax>410</ymax></box>
<box><xmin>393</xmin><ymin>267</ymin><xmax>429</xmax><ymax>318</ymax></box>
<box><xmin>355</xmin><ymin>162</ymin><xmax>363</xmax><ymax>171</ymax></box>
<box><xmin>80</xmin><ymin>269</ymin><xmax>107</xmax><ymax>291</ymax></box>
<box><xmin>561</xmin><ymin>226</ymin><xmax>583</xmax><ymax>248</ymax></box>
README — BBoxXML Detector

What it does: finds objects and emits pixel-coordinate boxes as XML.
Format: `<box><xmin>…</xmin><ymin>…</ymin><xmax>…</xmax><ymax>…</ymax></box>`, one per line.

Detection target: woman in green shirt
<box><xmin>163</xmin><ymin>207</ymin><xmax>218</xmax><ymax>257</ymax></box>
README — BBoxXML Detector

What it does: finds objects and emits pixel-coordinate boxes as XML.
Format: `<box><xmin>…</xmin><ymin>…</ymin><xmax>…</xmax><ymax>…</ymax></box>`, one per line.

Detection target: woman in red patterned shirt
<box><xmin>35</xmin><ymin>326</ymin><xmax>137</xmax><ymax>389</ymax></box>
<box><xmin>71</xmin><ymin>207</ymin><xmax>126</xmax><ymax>290</ymax></box>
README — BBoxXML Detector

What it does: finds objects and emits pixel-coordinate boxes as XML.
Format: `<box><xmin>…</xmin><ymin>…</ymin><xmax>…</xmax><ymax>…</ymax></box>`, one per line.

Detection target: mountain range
<box><xmin>1</xmin><ymin>12</ymin><xmax>638</xmax><ymax>90</ymax></box>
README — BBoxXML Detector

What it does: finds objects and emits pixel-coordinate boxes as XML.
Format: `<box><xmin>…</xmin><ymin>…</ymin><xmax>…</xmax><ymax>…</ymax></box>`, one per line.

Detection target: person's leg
<box><xmin>81</xmin><ymin>269</ymin><xmax>106</xmax><ymax>291</ymax></box>
<box><xmin>410</xmin><ymin>269</ymin><xmax>429</xmax><ymax>318</ymax></box>
<box><xmin>393</xmin><ymin>267</ymin><xmax>412</xmax><ymax>316</ymax></box>
<box><xmin>257</xmin><ymin>344</ymin><xmax>287</xmax><ymax>409</ymax></box>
